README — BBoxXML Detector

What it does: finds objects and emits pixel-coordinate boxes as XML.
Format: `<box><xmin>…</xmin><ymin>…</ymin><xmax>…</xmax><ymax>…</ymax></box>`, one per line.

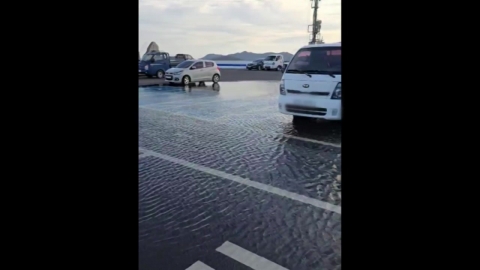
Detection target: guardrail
<box><xmin>212</xmin><ymin>60</ymin><xmax>290</xmax><ymax>69</ymax></box>
<box><xmin>213</xmin><ymin>60</ymin><xmax>249</xmax><ymax>69</ymax></box>
<box><xmin>138</xmin><ymin>60</ymin><xmax>289</xmax><ymax>71</ymax></box>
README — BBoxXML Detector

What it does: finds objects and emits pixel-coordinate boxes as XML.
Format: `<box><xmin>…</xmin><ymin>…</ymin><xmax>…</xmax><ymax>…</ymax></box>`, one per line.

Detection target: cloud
<box><xmin>139</xmin><ymin>0</ymin><xmax>340</xmax><ymax>58</ymax></box>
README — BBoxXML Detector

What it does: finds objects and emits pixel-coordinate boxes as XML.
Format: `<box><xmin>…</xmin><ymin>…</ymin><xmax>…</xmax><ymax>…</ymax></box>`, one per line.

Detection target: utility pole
<box><xmin>308</xmin><ymin>0</ymin><xmax>322</xmax><ymax>44</ymax></box>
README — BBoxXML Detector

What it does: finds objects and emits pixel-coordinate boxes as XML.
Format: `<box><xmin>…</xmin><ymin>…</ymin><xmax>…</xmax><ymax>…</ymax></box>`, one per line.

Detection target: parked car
<box><xmin>246</xmin><ymin>59</ymin><xmax>264</xmax><ymax>70</ymax></box>
<box><xmin>263</xmin><ymin>54</ymin><xmax>285</xmax><ymax>71</ymax></box>
<box><xmin>278</xmin><ymin>42</ymin><xmax>341</xmax><ymax>122</ymax></box>
<box><xmin>170</xmin><ymin>54</ymin><xmax>194</xmax><ymax>67</ymax></box>
<box><xmin>165</xmin><ymin>60</ymin><xmax>221</xmax><ymax>85</ymax></box>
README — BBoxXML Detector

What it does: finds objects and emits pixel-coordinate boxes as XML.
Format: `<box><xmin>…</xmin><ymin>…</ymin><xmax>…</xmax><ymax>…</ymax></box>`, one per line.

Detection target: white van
<box><xmin>263</xmin><ymin>54</ymin><xmax>285</xmax><ymax>71</ymax></box>
<box><xmin>278</xmin><ymin>42</ymin><xmax>341</xmax><ymax>122</ymax></box>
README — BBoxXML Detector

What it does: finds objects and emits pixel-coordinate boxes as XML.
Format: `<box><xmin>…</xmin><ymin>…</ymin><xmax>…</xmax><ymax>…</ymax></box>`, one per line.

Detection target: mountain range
<box><xmin>201</xmin><ymin>51</ymin><xmax>293</xmax><ymax>61</ymax></box>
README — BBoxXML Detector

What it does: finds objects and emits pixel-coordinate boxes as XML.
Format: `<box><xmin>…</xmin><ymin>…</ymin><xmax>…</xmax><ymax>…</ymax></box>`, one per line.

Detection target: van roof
<box><xmin>301</xmin><ymin>42</ymin><xmax>341</xmax><ymax>49</ymax></box>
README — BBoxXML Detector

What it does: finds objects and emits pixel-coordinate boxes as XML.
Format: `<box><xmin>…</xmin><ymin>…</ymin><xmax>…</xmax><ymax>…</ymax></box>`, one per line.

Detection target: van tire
<box><xmin>212</xmin><ymin>74</ymin><xmax>220</xmax><ymax>83</ymax></box>
<box><xmin>293</xmin><ymin>116</ymin><xmax>310</xmax><ymax>124</ymax></box>
<box><xmin>277</xmin><ymin>66</ymin><xmax>283</xmax><ymax>71</ymax></box>
<box><xmin>156</xmin><ymin>70</ymin><xmax>165</xmax><ymax>79</ymax></box>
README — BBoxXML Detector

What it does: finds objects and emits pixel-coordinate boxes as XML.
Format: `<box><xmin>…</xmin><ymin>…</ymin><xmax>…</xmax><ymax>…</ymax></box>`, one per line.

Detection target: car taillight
<box><xmin>216</xmin><ymin>67</ymin><xmax>220</xmax><ymax>71</ymax></box>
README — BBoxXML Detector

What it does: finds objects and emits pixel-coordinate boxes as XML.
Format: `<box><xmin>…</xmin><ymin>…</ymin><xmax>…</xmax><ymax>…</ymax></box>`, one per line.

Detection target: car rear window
<box><xmin>205</xmin><ymin>61</ymin><xmax>214</xmax><ymax>67</ymax></box>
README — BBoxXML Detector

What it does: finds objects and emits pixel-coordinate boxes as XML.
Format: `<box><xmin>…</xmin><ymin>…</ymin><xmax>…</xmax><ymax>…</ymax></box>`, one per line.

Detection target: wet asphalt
<box><xmin>139</xmin><ymin>80</ymin><xmax>341</xmax><ymax>270</ymax></box>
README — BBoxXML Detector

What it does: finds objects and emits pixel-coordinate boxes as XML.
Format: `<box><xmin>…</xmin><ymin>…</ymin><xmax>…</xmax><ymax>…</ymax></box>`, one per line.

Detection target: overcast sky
<box><xmin>139</xmin><ymin>0</ymin><xmax>340</xmax><ymax>58</ymax></box>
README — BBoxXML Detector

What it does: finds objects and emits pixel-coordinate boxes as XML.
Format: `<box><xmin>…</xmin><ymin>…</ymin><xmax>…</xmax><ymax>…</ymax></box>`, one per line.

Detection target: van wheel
<box><xmin>156</xmin><ymin>70</ymin><xmax>165</xmax><ymax>79</ymax></box>
<box><xmin>182</xmin><ymin>75</ymin><xmax>191</xmax><ymax>85</ymax></box>
<box><xmin>212</xmin><ymin>74</ymin><xmax>220</xmax><ymax>83</ymax></box>
<box><xmin>277</xmin><ymin>66</ymin><xmax>283</xmax><ymax>71</ymax></box>
<box><xmin>293</xmin><ymin>116</ymin><xmax>310</xmax><ymax>124</ymax></box>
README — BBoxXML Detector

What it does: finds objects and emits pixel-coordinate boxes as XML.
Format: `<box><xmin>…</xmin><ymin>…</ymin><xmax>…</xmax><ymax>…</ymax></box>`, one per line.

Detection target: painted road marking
<box><xmin>216</xmin><ymin>241</ymin><xmax>289</xmax><ymax>270</ymax></box>
<box><xmin>140</xmin><ymin>106</ymin><xmax>208</xmax><ymax>122</ymax></box>
<box><xmin>138</xmin><ymin>152</ymin><xmax>150</xmax><ymax>158</ymax></box>
<box><xmin>282</xmin><ymin>134</ymin><xmax>341</xmax><ymax>147</ymax></box>
<box><xmin>139</xmin><ymin>106</ymin><xmax>341</xmax><ymax>148</ymax></box>
<box><xmin>140</xmin><ymin>99</ymin><xmax>225</xmax><ymax>108</ymax></box>
<box><xmin>185</xmin><ymin>261</ymin><xmax>215</xmax><ymax>270</ymax></box>
<box><xmin>139</xmin><ymin>147</ymin><xmax>341</xmax><ymax>214</ymax></box>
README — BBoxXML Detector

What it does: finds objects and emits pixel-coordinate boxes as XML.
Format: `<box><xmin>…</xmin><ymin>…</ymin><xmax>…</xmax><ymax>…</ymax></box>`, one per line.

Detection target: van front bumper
<box><xmin>278</xmin><ymin>96</ymin><xmax>342</xmax><ymax>120</ymax></box>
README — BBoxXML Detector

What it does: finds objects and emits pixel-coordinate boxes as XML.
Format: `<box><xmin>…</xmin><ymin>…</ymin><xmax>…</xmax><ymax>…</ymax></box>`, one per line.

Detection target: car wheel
<box><xmin>156</xmin><ymin>70</ymin><xmax>165</xmax><ymax>78</ymax></box>
<box><xmin>247</xmin><ymin>67</ymin><xmax>251</xmax><ymax>70</ymax></box>
<box><xmin>212</xmin><ymin>74</ymin><xmax>220</xmax><ymax>83</ymax></box>
<box><xmin>182</xmin><ymin>75</ymin><xmax>191</xmax><ymax>85</ymax></box>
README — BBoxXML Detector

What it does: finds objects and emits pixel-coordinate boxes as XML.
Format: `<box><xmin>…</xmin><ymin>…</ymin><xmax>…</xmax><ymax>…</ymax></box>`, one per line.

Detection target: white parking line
<box><xmin>138</xmin><ymin>152</ymin><xmax>150</xmax><ymax>158</ymax></box>
<box><xmin>282</xmin><ymin>134</ymin><xmax>341</xmax><ymax>147</ymax></box>
<box><xmin>139</xmin><ymin>147</ymin><xmax>341</xmax><ymax>214</ymax></box>
<box><xmin>139</xmin><ymin>107</ymin><xmax>341</xmax><ymax>148</ymax></box>
<box><xmin>140</xmin><ymin>106</ymin><xmax>208</xmax><ymax>122</ymax></box>
<box><xmin>140</xmin><ymin>98</ymin><xmax>225</xmax><ymax>108</ymax></box>
<box><xmin>216</xmin><ymin>241</ymin><xmax>289</xmax><ymax>270</ymax></box>
<box><xmin>185</xmin><ymin>261</ymin><xmax>215</xmax><ymax>270</ymax></box>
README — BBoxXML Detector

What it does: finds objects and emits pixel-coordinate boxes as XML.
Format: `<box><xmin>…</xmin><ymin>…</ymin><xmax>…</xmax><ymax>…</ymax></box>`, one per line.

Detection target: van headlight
<box><xmin>331</xmin><ymin>82</ymin><xmax>341</xmax><ymax>99</ymax></box>
<box><xmin>279</xmin><ymin>79</ymin><xmax>286</xmax><ymax>95</ymax></box>
<box><xmin>145</xmin><ymin>65</ymin><xmax>149</xmax><ymax>70</ymax></box>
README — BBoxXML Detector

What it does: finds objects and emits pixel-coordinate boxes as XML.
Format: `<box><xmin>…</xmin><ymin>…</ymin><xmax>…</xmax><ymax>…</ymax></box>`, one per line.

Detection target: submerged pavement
<box><xmin>139</xmin><ymin>81</ymin><xmax>342</xmax><ymax>270</ymax></box>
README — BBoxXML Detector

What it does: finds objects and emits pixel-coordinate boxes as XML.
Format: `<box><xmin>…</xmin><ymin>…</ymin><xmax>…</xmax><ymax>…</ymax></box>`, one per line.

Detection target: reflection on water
<box><xmin>181</xmin><ymin>82</ymin><xmax>220</xmax><ymax>92</ymax></box>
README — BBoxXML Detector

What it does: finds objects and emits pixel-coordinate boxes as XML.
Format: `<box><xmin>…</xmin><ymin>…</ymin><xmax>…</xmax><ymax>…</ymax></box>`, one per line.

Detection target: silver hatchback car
<box><xmin>165</xmin><ymin>60</ymin><xmax>221</xmax><ymax>85</ymax></box>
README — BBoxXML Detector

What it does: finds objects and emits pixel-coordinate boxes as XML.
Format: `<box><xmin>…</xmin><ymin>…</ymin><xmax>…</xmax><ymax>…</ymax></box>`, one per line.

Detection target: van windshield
<box><xmin>286</xmin><ymin>47</ymin><xmax>341</xmax><ymax>74</ymax></box>
<box><xmin>176</xmin><ymin>60</ymin><xmax>194</xmax><ymax>68</ymax></box>
<box><xmin>264</xmin><ymin>56</ymin><xmax>276</xmax><ymax>61</ymax></box>
<box><xmin>141</xmin><ymin>54</ymin><xmax>154</xmax><ymax>62</ymax></box>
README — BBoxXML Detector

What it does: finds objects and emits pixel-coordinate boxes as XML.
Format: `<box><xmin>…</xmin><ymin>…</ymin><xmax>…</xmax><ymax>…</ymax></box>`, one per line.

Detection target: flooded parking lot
<box><xmin>139</xmin><ymin>81</ymin><xmax>341</xmax><ymax>270</ymax></box>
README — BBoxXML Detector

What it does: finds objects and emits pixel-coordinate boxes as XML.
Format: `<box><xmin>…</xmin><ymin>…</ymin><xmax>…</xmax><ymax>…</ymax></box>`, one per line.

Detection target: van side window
<box><xmin>153</xmin><ymin>54</ymin><xmax>165</xmax><ymax>61</ymax></box>
<box><xmin>205</xmin><ymin>61</ymin><xmax>214</xmax><ymax>67</ymax></box>
<box><xmin>193</xmin><ymin>62</ymin><xmax>204</xmax><ymax>69</ymax></box>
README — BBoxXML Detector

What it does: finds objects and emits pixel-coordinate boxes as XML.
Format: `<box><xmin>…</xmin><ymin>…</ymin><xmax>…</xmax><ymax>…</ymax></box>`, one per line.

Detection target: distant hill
<box><xmin>201</xmin><ymin>51</ymin><xmax>293</xmax><ymax>61</ymax></box>
<box><xmin>212</xmin><ymin>55</ymin><xmax>242</xmax><ymax>61</ymax></box>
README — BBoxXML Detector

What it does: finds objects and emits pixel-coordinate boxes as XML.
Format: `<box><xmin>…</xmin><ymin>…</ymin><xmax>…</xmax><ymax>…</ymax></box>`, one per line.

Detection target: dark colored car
<box><xmin>246</xmin><ymin>59</ymin><xmax>264</xmax><ymax>70</ymax></box>
<box><xmin>170</xmin><ymin>54</ymin><xmax>194</xmax><ymax>67</ymax></box>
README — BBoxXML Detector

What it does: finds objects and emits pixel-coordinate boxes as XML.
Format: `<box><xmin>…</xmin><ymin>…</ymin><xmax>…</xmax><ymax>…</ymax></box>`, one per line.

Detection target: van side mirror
<box><xmin>190</xmin><ymin>66</ymin><xmax>196</xmax><ymax>70</ymax></box>
<box><xmin>150</xmin><ymin>58</ymin><xmax>155</xmax><ymax>63</ymax></box>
